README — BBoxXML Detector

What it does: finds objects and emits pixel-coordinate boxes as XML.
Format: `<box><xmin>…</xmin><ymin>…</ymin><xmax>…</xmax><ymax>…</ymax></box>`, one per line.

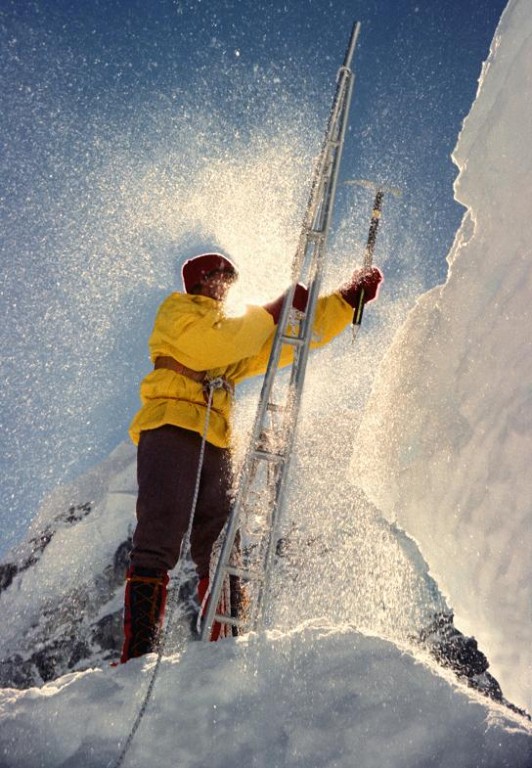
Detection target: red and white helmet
<box><xmin>181</xmin><ymin>252</ymin><xmax>238</xmax><ymax>294</ymax></box>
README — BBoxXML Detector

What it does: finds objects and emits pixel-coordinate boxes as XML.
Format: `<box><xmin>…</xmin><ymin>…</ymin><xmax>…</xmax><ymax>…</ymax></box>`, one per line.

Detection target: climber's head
<box><xmin>181</xmin><ymin>253</ymin><xmax>238</xmax><ymax>301</ymax></box>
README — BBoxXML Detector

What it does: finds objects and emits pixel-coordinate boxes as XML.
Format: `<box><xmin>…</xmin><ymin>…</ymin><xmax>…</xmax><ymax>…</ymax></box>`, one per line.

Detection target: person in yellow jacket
<box><xmin>120</xmin><ymin>252</ymin><xmax>383</xmax><ymax>661</ymax></box>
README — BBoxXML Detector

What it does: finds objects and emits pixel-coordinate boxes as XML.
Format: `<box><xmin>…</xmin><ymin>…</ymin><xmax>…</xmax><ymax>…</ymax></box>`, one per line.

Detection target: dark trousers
<box><xmin>130</xmin><ymin>425</ymin><xmax>233</xmax><ymax>578</ymax></box>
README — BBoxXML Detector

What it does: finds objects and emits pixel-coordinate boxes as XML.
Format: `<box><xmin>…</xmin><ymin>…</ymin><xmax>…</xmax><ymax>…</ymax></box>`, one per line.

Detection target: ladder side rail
<box><xmin>289</xmin><ymin>22</ymin><xmax>360</xmax><ymax>283</ymax></box>
<box><xmin>200</xmin><ymin>300</ymin><xmax>314</xmax><ymax>637</ymax></box>
<box><xmin>253</xmin><ymin>425</ymin><xmax>302</xmax><ymax>628</ymax></box>
<box><xmin>245</xmin><ymin>284</ymin><xmax>303</xmax><ymax>451</ymax></box>
<box><xmin>256</xmin><ymin>233</ymin><xmax>334</xmax><ymax>625</ymax></box>
<box><xmin>315</xmin><ymin>74</ymin><xmax>356</xmax><ymax>239</ymax></box>
<box><xmin>344</xmin><ymin>21</ymin><xmax>361</xmax><ymax>68</ymax></box>
<box><xmin>199</xmin><ymin>456</ymin><xmax>264</xmax><ymax>639</ymax></box>
<box><xmin>256</xmin><ymin>255</ymin><xmax>326</xmax><ymax>628</ymax></box>
<box><xmin>257</xmin><ymin>65</ymin><xmax>357</xmax><ymax>629</ymax></box>
<box><xmin>203</xmin><ymin>88</ymin><xmax>356</xmax><ymax>640</ymax></box>
<box><xmin>200</xmin><ymin>22</ymin><xmax>361</xmax><ymax>640</ymax></box>
<box><xmin>280</xmin><ymin>71</ymin><xmax>355</xmax><ymax>390</ymax></box>
<box><xmin>275</xmin><ymin>22</ymin><xmax>358</xmax><ymax>295</ymax></box>
<box><xmin>250</xmin><ymin>452</ymin><xmax>297</xmax><ymax>629</ymax></box>
<box><xmin>285</xmin><ymin>65</ymin><xmax>355</xmax><ymax>398</ymax></box>
<box><xmin>202</xmin><ymin>66</ymin><xmax>357</xmax><ymax>638</ymax></box>
<box><xmin>201</xmin><ymin>319</ymin><xmax>306</xmax><ymax>640</ymax></box>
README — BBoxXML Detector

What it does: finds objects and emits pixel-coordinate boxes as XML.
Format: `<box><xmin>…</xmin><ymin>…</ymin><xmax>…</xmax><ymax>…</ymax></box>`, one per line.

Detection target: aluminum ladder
<box><xmin>200</xmin><ymin>21</ymin><xmax>362</xmax><ymax>640</ymax></box>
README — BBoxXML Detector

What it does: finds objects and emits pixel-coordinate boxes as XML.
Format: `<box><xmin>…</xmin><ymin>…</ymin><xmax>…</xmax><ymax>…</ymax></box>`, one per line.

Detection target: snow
<box><xmin>351</xmin><ymin>0</ymin><xmax>532</xmax><ymax>714</ymax></box>
<box><xmin>0</xmin><ymin>427</ymin><xmax>456</xmax><ymax>687</ymax></box>
<box><xmin>0</xmin><ymin>443</ymin><xmax>137</xmax><ymax>659</ymax></box>
<box><xmin>0</xmin><ymin>625</ymin><xmax>530</xmax><ymax>768</ymax></box>
<box><xmin>1</xmin><ymin>0</ymin><xmax>532</xmax><ymax>765</ymax></box>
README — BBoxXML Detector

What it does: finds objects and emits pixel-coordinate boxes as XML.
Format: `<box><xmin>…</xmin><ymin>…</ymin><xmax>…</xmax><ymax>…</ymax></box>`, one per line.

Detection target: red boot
<box><xmin>120</xmin><ymin>566</ymin><xmax>169</xmax><ymax>663</ymax></box>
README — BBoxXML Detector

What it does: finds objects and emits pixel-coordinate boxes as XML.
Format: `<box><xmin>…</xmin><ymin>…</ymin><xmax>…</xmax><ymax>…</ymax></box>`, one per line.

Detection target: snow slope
<box><xmin>0</xmin><ymin>443</ymin><xmax>137</xmax><ymax>687</ymax></box>
<box><xmin>4</xmin><ymin>424</ymin><xmax>528</xmax><ymax>767</ymax></box>
<box><xmin>0</xmin><ymin>625</ymin><xmax>530</xmax><ymax>768</ymax></box>
<box><xmin>0</xmin><ymin>427</ymin><xmax>452</xmax><ymax>690</ymax></box>
<box><xmin>352</xmin><ymin>0</ymin><xmax>532</xmax><ymax>714</ymax></box>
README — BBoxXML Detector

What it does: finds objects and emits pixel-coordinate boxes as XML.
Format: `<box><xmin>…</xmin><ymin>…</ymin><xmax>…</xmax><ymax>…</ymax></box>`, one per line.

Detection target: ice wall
<box><xmin>351</xmin><ymin>0</ymin><xmax>531</xmax><ymax>713</ymax></box>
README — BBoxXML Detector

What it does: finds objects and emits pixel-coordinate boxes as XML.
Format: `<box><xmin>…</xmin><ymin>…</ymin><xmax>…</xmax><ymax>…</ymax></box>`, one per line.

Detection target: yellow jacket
<box><xmin>129</xmin><ymin>291</ymin><xmax>353</xmax><ymax>448</ymax></box>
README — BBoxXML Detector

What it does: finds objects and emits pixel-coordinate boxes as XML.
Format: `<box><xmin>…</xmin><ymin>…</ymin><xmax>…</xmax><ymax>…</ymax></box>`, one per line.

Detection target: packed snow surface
<box><xmin>352</xmin><ymin>0</ymin><xmax>532</xmax><ymax>714</ymax></box>
<box><xmin>0</xmin><ymin>625</ymin><xmax>530</xmax><ymax>768</ymax></box>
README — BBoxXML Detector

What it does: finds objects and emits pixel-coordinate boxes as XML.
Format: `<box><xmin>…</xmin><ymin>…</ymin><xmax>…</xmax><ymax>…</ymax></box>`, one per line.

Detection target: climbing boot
<box><xmin>120</xmin><ymin>566</ymin><xmax>169</xmax><ymax>663</ymax></box>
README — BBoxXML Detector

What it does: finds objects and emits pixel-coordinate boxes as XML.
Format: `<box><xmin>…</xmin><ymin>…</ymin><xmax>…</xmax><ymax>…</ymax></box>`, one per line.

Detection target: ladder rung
<box><xmin>267</xmin><ymin>403</ymin><xmax>286</xmax><ymax>412</ymax></box>
<box><xmin>225</xmin><ymin>565</ymin><xmax>264</xmax><ymax>581</ymax></box>
<box><xmin>280</xmin><ymin>334</ymin><xmax>305</xmax><ymax>346</ymax></box>
<box><xmin>214</xmin><ymin>613</ymin><xmax>249</xmax><ymax>629</ymax></box>
<box><xmin>251</xmin><ymin>449</ymin><xmax>285</xmax><ymax>462</ymax></box>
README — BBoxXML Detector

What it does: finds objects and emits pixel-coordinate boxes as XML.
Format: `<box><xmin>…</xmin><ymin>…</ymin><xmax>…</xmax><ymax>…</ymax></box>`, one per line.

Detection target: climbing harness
<box><xmin>154</xmin><ymin>355</ymin><xmax>235</xmax><ymax>402</ymax></box>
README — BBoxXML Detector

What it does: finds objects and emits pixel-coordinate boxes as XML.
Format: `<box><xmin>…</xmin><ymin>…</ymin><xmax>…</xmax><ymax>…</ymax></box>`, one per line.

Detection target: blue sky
<box><xmin>1</xmin><ymin>0</ymin><xmax>507</xmax><ymax>554</ymax></box>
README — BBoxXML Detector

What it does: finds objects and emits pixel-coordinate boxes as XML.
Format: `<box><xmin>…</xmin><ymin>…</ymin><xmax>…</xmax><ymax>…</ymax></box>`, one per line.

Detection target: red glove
<box><xmin>339</xmin><ymin>267</ymin><xmax>383</xmax><ymax>308</ymax></box>
<box><xmin>263</xmin><ymin>283</ymin><xmax>309</xmax><ymax>324</ymax></box>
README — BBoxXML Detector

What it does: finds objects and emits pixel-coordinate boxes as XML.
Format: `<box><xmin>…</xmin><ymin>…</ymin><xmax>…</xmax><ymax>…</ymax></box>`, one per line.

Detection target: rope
<box><xmin>108</xmin><ymin>380</ymin><xmax>224</xmax><ymax>768</ymax></box>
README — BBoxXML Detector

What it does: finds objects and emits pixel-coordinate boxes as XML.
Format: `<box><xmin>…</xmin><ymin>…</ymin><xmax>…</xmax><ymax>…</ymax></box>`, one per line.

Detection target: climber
<box><xmin>120</xmin><ymin>251</ymin><xmax>383</xmax><ymax>661</ymax></box>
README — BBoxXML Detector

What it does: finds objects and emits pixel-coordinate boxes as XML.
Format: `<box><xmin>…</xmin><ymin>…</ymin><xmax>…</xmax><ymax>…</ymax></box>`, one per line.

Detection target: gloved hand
<box><xmin>339</xmin><ymin>266</ymin><xmax>383</xmax><ymax>308</ymax></box>
<box><xmin>263</xmin><ymin>283</ymin><xmax>309</xmax><ymax>324</ymax></box>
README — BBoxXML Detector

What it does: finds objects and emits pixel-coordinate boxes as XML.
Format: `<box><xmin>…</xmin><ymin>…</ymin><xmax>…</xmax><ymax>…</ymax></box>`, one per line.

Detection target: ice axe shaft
<box><xmin>345</xmin><ymin>179</ymin><xmax>400</xmax><ymax>325</ymax></box>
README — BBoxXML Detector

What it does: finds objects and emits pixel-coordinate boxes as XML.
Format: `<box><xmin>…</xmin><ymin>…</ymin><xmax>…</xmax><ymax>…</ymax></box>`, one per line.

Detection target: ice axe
<box><xmin>345</xmin><ymin>179</ymin><xmax>401</xmax><ymax>327</ymax></box>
